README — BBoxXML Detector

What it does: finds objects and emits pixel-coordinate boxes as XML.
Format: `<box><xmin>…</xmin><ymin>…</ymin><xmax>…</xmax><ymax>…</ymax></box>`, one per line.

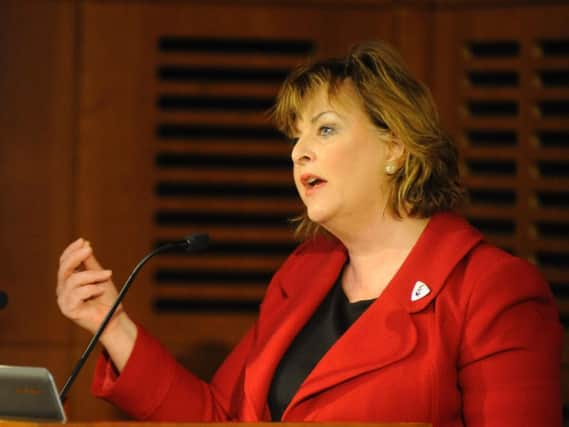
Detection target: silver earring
<box><xmin>385</xmin><ymin>163</ymin><xmax>396</xmax><ymax>175</ymax></box>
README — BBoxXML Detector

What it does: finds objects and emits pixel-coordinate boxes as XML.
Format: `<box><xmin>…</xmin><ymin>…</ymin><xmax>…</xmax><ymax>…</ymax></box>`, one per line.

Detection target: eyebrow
<box><xmin>310</xmin><ymin>110</ymin><xmax>338</xmax><ymax>124</ymax></box>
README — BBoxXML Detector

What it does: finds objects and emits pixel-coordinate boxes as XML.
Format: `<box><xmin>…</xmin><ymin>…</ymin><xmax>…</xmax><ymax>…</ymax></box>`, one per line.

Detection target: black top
<box><xmin>267</xmin><ymin>277</ymin><xmax>376</xmax><ymax>420</ymax></box>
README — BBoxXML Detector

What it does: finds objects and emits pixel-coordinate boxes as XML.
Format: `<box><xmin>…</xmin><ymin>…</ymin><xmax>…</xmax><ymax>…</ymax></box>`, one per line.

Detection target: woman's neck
<box><xmin>332</xmin><ymin>214</ymin><xmax>430</xmax><ymax>302</ymax></box>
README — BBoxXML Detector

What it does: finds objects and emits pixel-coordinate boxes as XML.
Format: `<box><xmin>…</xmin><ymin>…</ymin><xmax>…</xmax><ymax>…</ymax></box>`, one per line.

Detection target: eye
<box><xmin>318</xmin><ymin>125</ymin><xmax>335</xmax><ymax>137</ymax></box>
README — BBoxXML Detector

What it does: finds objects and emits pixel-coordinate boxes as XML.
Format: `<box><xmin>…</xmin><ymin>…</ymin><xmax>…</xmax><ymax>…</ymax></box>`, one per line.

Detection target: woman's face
<box><xmin>291</xmin><ymin>83</ymin><xmax>399</xmax><ymax>234</ymax></box>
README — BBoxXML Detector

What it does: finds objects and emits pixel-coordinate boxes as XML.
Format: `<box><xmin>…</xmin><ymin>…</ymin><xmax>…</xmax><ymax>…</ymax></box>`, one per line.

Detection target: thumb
<box><xmin>82</xmin><ymin>241</ymin><xmax>104</xmax><ymax>271</ymax></box>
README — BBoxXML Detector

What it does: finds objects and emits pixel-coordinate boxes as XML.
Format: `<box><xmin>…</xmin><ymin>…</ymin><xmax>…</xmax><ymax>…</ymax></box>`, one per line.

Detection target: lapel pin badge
<box><xmin>411</xmin><ymin>280</ymin><xmax>431</xmax><ymax>302</ymax></box>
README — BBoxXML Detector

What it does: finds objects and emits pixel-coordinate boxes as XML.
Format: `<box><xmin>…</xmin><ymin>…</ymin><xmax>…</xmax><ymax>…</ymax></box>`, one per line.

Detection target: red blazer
<box><xmin>93</xmin><ymin>212</ymin><xmax>562</xmax><ymax>426</ymax></box>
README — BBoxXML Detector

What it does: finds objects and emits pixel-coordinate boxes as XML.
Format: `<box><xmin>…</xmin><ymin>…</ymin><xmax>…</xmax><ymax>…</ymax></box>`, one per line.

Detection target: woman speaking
<box><xmin>56</xmin><ymin>41</ymin><xmax>562</xmax><ymax>425</ymax></box>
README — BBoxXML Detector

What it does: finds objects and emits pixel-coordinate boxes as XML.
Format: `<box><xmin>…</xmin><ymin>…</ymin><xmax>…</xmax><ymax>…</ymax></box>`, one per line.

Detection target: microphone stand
<box><xmin>59</xmin><ymin>234</ymin><xmax>209</xmax><ymax>403</ymax></box>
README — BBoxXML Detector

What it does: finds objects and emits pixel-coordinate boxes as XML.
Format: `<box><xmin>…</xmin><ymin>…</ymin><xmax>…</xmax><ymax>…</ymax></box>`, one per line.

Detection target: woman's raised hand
<box><xmin>57</xmin><ymin>238</ymin><xmax>137</xmax><ymax>371</ymax></box>
<box><xmin>57</xmin><ymin>238</ymin><xmax>120</xmax><ymax>335</ymax></box>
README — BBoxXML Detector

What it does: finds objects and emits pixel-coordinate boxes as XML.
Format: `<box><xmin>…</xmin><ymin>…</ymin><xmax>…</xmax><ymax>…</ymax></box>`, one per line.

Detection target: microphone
<box><xmin>0</xmin><ymin>291</ymin><xmax>7</xmax><ymax>309</ymax></box>
<box><xmin>59</xmin><ymin>233</ymin><xmax>209</xmax><ymax>402</ymax></box>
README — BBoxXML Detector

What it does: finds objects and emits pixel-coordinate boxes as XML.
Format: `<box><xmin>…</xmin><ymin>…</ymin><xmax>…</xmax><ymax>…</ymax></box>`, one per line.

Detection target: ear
<box><xmin>386</xmin><ymin>134</ymin><xmax>406</xmax><ymax>166</ymax></box>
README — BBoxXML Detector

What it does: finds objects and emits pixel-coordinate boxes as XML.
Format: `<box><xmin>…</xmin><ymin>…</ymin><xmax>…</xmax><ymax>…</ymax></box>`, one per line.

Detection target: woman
<box><xmin>57</xmin><ymin>41</ymin><xmax>562</xmax><ymax>425</ymax></box>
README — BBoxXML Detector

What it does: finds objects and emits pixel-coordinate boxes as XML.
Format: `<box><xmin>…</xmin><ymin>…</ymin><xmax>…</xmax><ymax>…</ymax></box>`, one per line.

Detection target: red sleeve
<box><xmin>91</xmin><ymin>322</ymin><xmax>257</xmax><ymax>421</ymax></box>
<box><xmin>458</xmin><ymin>256</ymin><xmax>563</xmax><ymax>426</ymax></box>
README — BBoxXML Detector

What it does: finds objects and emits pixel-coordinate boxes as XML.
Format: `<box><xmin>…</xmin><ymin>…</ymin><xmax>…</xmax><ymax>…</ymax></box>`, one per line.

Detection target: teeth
<box><xmin>308</xmin><ymin>177</ymin><xmax>318</xmax><ymax>185</ymax></box>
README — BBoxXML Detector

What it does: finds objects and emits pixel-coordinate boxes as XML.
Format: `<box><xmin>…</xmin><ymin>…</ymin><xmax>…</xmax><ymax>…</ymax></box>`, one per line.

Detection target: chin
<box><xmin>306</xmin><ymin>206</ymin><xmax>335</xmax><ymax>226</ymax></box>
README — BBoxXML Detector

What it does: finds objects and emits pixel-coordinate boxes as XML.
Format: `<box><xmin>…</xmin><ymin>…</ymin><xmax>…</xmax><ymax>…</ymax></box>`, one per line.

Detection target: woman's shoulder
<box><xmin>428</xmin><ymin>212</ymin><xmax>554</xmax><ymax>308</ymax></box>
<box><xmin>465</xmin><ymin>241</ymin><xmax>545</xmax><ymax>288</ymax></box>
<box><xmin>431</xmin><ymin>211</ymin><xmax>546</xmax><ymax>289</ymax></box>
<box><xmin>451</xmin><ymin>239</ymin><xmax>557</xmax><ymax>322</ymax></box>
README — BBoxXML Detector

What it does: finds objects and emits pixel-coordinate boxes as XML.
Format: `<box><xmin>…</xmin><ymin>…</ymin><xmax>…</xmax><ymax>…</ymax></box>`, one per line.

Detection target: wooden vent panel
<box><xmin>460</xmin><ymin>39</ymin><xmax>521</xmax><ymax>252</ymax></box>
<box><xmin>153</xmin><ymin>37</ymin><xmax>309</xmax><ymax>314</ymax></box>
<box><xmin>459</xmin><ymin>34</ymin><xmax>569</xmax><ymax>319</ymax></box>
<box><xmin>531</xmin><ymin>38</ymin><xmax>569</xmax><ymax>318</ymax></box>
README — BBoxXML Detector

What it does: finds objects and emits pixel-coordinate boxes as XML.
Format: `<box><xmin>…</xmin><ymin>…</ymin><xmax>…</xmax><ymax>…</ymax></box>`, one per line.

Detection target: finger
<box><xmin>59</xmin><ymin>238</ymin><xmax>86</xmax><ymax>265</ymax></box>
<box><xmin>95</xmin><ymin>279</ymin><xmax>119</xmax><ymax>300</ymax></box>
<box><xmin>76</xmin><ymin>284</ymin><xmax>106</xmax><ymax>303</ymax></box>
<box><xmin>58</xmin><ymin>245</ymin><xmax>93</xmax><ymax>283</ymax></box>
<box><xmin>83</xmin><ymin>247</ymin><xmax>104</xmax><ymax>271</ymax></box>
<box><xmin>59</xmin><ymin>269</ymin><xmax>112</xmax><ymax>296</ymax></box>
<box><xmin>60</xmin><ymin>284</ymin><xmax>106</xmax><ymax>313</ymax></box>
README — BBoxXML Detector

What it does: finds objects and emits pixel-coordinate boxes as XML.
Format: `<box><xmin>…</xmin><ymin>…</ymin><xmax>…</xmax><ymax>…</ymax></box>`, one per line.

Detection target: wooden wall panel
<box><xmin>0</xmin><ymin>0</ymin><xmax>76</xmax><ymax>386</ymax></box>
<box><xmin>75</xmin><ymin>2</ymin><xmax>155</xmax><ymax>339</ymax></box>
<box><xmin>392</xmin><ymin>5</ymin><xmax>434</xmax><ymax>84</ymax></box>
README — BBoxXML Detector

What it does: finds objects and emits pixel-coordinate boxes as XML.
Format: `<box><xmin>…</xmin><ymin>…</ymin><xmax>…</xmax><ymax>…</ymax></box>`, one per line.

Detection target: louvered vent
<box><xmin>531</xmin><ymin>38</ymin><xmax>569</xmax><ymax>321</ymax></box>
<box><xmin>153</xmin><ymin>37</ymin><xmax>313</xmax><ymax>314</ymax></box>
<box><xmin>461</xmin><ymin>38</ymin><xmax>569</xmax><ymax>322</ymax></box>
<box><xmin>461</xmin><ymin>40</ymin><xmax>521</xmax><ymax>252</ymax></box>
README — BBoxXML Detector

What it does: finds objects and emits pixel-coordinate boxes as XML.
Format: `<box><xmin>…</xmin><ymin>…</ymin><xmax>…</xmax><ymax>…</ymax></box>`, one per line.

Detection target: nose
<box><xmin>291</xmin><ymin>136</ymin><xmax>315</xmax><ymax>165</ymax></box>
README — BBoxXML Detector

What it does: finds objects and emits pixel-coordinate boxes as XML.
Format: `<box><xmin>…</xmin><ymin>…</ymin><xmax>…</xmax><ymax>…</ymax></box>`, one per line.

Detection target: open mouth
<box><xmin>301</xmin><ymin>174</ymin><xmax>327</xmax><ymax>190</ymax></box>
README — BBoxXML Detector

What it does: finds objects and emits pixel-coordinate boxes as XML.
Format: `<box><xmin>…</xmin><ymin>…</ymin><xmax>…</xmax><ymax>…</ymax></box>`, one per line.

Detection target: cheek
<box><xmin>327</xmin><ymin>147</ymin><xmax>353</xmax><ymax>173</ymax></box>
<box><xmin>292</xmin><ymin>168</ymin><xmax>303</xmax><ymax>194</ymax></box>
<box><xmin>341</xmin><ymin>151</ymin><xmax>384</xmax><ymax>194</ymax></box>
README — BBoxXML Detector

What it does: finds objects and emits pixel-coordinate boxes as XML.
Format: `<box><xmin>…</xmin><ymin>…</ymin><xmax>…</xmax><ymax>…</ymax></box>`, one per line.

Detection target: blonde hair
<box><xmin>273</xmin><ymin>41</ymin><xmax>464</xmax><ymax>238</ymax></box>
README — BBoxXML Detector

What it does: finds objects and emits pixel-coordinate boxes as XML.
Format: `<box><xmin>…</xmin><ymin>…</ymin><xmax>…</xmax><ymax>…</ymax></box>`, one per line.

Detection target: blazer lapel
<box><xmin>285</xmin><ymin>212</ymin><xmax>484</xmax><ymax>414</ymax></box>
<box><xmin>243</xmin><ymin>238</ymin><xmax>347</xmax><ymax>420</ymax></box>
